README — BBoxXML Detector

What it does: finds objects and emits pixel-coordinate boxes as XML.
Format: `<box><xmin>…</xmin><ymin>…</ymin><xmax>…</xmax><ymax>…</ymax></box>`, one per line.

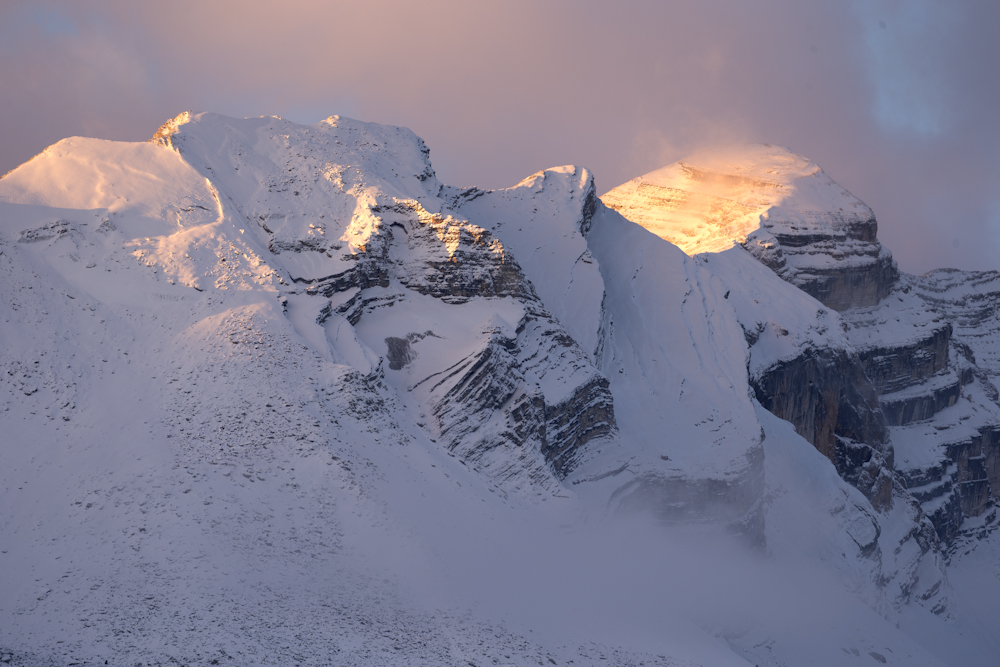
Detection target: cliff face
<box><xmin>786</xmin><ymin>243</ymin><xmax>898</xmax><ymax>312</ymax></box>
<box><xmin>857</xmin><ymin>323</ymin><xmax>952</xmax><ymax>395</ymax></box>
<box><xmin>899</xmin><ymin>427</ymin><xmax>1000</xmax><ymax>544</ymax></box>
<box><xmin>833</xmin><ymin>270</ymin><xmax>1000</xmax><ymax>547</ymax></box>
<box><xmin>751</xmin><ymin>347</ymin><xmax>893</xmax><ymax>510</ymax></box>
<box><xmin>746</xmin><ymin>229</ymin><xmax>1000</xmax><ymax>549</ymax></box>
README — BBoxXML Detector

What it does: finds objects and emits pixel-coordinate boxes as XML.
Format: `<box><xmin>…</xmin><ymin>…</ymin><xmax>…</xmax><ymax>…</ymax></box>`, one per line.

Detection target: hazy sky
<box><xmin>2</xmin><ymin>0</ymin><xmax>998</xmax><ymax>273</ymax></box>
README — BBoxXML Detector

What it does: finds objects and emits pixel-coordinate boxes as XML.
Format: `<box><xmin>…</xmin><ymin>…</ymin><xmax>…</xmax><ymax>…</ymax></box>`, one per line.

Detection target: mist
<box><xmin>322</xmin><ymin>402</ymin><xmax>964</xmax><ymax>666</ymax></box>
<box><xmin>356</xmin><ymin>476</ymin><xmax>944</xmax><ymax>666</ymax></box>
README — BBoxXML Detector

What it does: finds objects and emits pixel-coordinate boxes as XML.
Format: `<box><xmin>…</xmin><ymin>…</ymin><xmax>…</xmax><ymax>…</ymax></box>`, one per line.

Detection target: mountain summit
<box><xmin>602</xmin><ymin>143</ymin><xmax>898</xmax><ymax>310</ymax></box>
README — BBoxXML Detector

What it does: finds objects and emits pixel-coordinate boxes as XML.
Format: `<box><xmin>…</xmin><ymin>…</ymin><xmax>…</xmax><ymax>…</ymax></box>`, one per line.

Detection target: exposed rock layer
<box><xmin>857</xmin><ymin>324</ymin><xmax>952</xmax><ymax>395</ymax></box>
<box><xmin>751</xmin><ymin>348</ymin><xmax>893</xmax><ymax>510</ymax></box>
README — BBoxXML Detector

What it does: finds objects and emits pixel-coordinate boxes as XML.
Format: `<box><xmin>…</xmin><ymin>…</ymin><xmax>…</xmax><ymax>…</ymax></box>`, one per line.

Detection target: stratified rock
<box><xmin>131</xmin><ymin>112</ymin><xmax>619</xmax><ymax>491</ymax></box>
<box><xmin>862</xmin><ymin>269</ymin><xmax>1000</xmax><ymax>545</ymax></box>
<box><xmin>751</xmin><ymin>347</ymin><xmax>893</xmax><ymax>510</ymax></box>
<box><xmin>450</xmin><ymin>167</ymin><xmax>767</xmax><ymax>540</ymax></box>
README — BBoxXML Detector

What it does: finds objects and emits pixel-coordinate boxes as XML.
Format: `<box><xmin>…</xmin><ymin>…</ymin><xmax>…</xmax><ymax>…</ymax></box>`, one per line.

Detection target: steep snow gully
<box><xmin>2</xmin><ymin>114</ymin><xmax>999</xmax><ymax>666</ymax></box>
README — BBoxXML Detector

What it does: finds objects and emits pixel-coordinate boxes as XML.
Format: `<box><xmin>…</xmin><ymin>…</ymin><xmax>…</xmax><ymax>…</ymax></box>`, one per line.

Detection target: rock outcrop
<box><xmin>857</xmin><ymin>323</ymin><xmax>952</xmax><ymax>395</ymax></box>
<box><xmin>831</xmin><ymin>271</ymin><xmax>1000</xmax><ymax>546</ymax></box>
<box><xmin>751</xmin><ymin>347</ymin><xmax>894</xmax><ymax>510</ymax></box>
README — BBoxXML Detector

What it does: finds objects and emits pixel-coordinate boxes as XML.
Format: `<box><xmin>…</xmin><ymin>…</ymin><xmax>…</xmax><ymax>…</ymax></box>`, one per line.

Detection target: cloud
<box><xmin>2</xmin><ymin>0</ymin><xmax>999</xmax><ymax>272</ymax></box>
<box><xmin>853</xmin><ymin>0</ymin><xmax>958</xmax><ymax>137</ymax></box>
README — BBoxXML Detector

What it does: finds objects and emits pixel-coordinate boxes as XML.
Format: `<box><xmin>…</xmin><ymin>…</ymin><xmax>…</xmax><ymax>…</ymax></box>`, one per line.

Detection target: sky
<box><xmin>1</xmin><ymin>0</ymin><xmax>998</xmax><ymax>274</ymax></box>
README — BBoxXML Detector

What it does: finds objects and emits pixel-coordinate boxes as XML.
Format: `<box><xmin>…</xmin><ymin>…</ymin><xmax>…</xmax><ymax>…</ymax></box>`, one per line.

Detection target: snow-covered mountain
<box><xmin>2</xmin><ymin>114</ymin><xmax>998</xmax><ymax>666</ymax></box>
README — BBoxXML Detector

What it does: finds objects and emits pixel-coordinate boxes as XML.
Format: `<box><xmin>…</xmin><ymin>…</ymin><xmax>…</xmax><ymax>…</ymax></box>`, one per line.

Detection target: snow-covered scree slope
<box><xmin>0</xmin><ymin>113</ymin><xmax>992</xmax><ymax>666</ymax></box>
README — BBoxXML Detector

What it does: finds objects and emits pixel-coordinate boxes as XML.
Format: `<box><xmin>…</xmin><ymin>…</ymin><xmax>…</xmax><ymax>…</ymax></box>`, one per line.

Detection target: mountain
<box><xmin>1</xmin><ymin>114</ymin><xmax>998</xmax><ymax>666</ymax></box>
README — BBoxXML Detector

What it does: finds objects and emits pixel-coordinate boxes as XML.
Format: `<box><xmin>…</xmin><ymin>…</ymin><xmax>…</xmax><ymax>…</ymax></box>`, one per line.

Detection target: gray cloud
<box><xmin>2</xmin><ymin>0</ymin><xmax>998</xmax><ymax>273</ymax></box>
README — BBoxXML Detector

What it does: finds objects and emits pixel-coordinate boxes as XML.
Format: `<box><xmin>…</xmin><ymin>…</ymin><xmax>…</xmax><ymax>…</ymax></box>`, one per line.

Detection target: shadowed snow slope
<box><xmin>0</xmin><ymin>113</ymin><xmax>994</xmax><ymax>666</ymax></box>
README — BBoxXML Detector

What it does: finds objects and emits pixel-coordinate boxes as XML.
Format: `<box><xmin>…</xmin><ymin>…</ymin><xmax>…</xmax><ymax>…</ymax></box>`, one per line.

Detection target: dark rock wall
<box><xmin>770</xmin><ymin>214</ymin><xmax>879</xmax><ymax>247</ymax></box>
<box><xmin>929</xmin><ymin>493</ymin><xmax>965</xmax><ymax>546</ymax></box>
<box><xmin>880</xmin><ymin>378</ymin><xmax>962</xmax><ymax>426</ymax></box>
<box><xmin>793</xmin><ymin>253</ymin><xmax>898</xmax><ymax>312</ymax></box>
<box><xmin>946</xmin><ymin>431</ymin><xmax>1000</xmax><ymax>519</ymax></box>
<box><xmin>758</xmin><ymin>212</ymin><xmax>898</xmax><ymax>312</ymax></box>
<box><xmin>543</xmin><ymin>377</ymin><xmax>615</xmax><ymax>475</ymax></box>
<box><xmin>429</xmin><ymin>317</ymin><xmax>616</xmax><ymax>482</ymax></box>
<box><xmin>751</xmin><ymin>348</ymin><xmax>888</xmax><ymax>459</ymax></box>
<box><xmin>859</xmin><ymin>325</ymin><xmax>952</xmax><ymax>395</ymax></box>
<box><xmin>835</xmin><ymin>436</ymin><xmax>895</xmax><ymax>511</ymax></box>
<box><xmin>752</xmin><ymin>348</ymin><xmax>893</xmax><ymax>510</ymax></box>
<box><xmin>901</xmin><ymin>426</ymin><xmax>1000</xmax><ymax>543</ymax></box>
<box><xmin>399</xmin><ymin>216</ymin><xmax>535</xmax><ymax>301</ymax></box>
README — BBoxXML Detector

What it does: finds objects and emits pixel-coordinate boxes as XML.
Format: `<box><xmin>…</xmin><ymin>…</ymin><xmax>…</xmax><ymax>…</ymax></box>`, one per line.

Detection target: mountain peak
<box><xmin>601</xmin><ymin>142</ymin><xmax>871</xmax><ymax>256</ymax></box>
<box><xmin>602</xmin><ymin>143</ymin><xmax>894</xmax><ymax>311</ymax></box>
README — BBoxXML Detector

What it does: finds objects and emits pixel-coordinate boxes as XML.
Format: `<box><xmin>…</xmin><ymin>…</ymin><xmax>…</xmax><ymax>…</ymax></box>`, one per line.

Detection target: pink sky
<box><xmin>2</xmin><ymin>0</ymin><xmax>998</xmax><ymax>273</ymax></box>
